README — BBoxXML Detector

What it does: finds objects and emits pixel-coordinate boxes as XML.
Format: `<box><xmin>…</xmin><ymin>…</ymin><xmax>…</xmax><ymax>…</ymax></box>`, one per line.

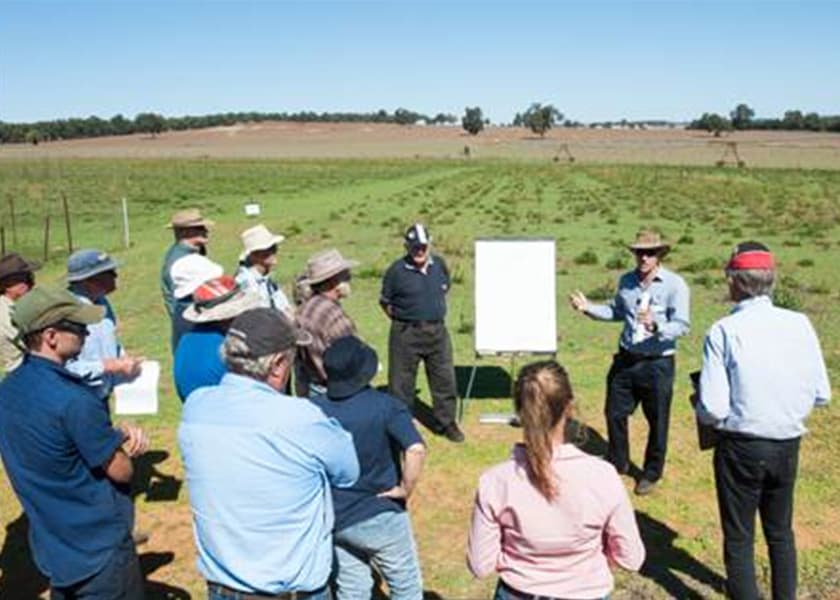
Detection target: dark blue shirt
<box><xmin>0</xmin><ymin>354</ymin><xmax>131</xmax><ymax>587</ymax></box>
<box><xmin>174</xmin><ymin>326</ymin><xmax>226</xmax><ymax>402</ymax></box>
<box><xmin>311</xmin><ymin>387</ymin><xmax>424</xmax><ymax>531</ymax></box>
<box><xmin>380</xmin><ymin>254</ymin><xmax>450</xmax><ymax>322</ymax></box>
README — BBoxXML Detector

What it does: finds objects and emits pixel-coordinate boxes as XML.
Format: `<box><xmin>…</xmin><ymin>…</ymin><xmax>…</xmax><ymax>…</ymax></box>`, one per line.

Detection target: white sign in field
<box><xmin>474</xmin><ymin>238</ymin><xmax>557</xmax><ymax>355</ymax></box>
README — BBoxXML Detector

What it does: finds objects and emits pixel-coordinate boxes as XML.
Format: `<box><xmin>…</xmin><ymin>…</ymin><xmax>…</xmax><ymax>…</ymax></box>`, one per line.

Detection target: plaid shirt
<box><xmin>296</xmin><ymin>294</ymin><xmax>356</xmax><ymax>384</ymax></box>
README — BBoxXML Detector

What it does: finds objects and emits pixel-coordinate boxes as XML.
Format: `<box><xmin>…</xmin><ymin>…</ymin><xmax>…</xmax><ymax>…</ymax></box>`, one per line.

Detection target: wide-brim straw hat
<box><xmin>182</xmin><ymin>276</ymin><xmax>263</xmax><ymax>324</ymax></box>
<box><xmin>302</xmin><ymin>249</ymin><xmax>359</xmax><ymax>286</ymax></box>
<box><xmin>627</xmin><ymin>229</ymin><xmax>671</xmax><ymax>255</ymax></box>
<box><xmin>239</xmin><ymin>224</ymin><xmax>285</xmax><ymax>261</ymax></box>
<box><xmin>166</xmin><ymin>208</ymin><xmax>215</xmax><ymax>230</ymax></box>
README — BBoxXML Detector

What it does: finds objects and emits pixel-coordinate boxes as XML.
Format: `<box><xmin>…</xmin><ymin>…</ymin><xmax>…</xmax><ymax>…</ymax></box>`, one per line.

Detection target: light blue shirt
<box><xmin>65</xmin><ymin>290</ymin><xmax>123</xmax><ymax>400</ymax></box>
<box><xmin>585</xmin><ymin>266</ymin><xmax>690</xmax><ymax>356</ymax></box>
<box><xmin>178</xmin><ymin>373</ymin><xmax>359</xmax><ymax>593</ymax></box>
<box><xmin>697</xmin><ymin>296</ymin><xmax>831</xmax><ymax>439</ymax></box>
<box><xmin>235</xmin><ymin>265</ymin><xmax>291</xmax><ymax>313</ymax></box>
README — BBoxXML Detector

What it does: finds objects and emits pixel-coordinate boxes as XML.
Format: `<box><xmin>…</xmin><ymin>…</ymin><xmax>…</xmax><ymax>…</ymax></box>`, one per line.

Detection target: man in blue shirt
<box><xmin>65</xmin><ymin>248</ymin><xmax>143</xmax><ymax>400</ymax></box>
<box><xmin>0</xmin><ymin>287</ymin><xmax>149</xmax><ymax>599</ymax></box>
<box><xmin>570</xmin><ymin>229</ymin><xmax>690</xmax><ymax>495</ymax></box>
<box><xmin>179</xmin><ymin>308</ymin><xmax>359</xmax><ymax>599</ymax></box>
<box><xmin>174</xmin><ymin>275</ymin><xmax>261</xmax><ymax>402</ymax></box>
<box><xmin>695</xmin><ymin>242</ymin><xmax>830</xmax><ymax>599</ymax></box>
<box><xmin>311</xmin><ymin>336</ymin><xmax>426</xmax><ymax>600</ymax></box>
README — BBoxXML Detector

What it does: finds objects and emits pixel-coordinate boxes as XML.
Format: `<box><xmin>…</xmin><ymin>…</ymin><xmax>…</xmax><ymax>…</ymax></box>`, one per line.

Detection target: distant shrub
<box><xmin>692</xmin><ymin>274</ymin><xmax>715</xmax><ymax>289</ymax></box>
<box><xmin>782</xmin><ymin>239</ymin><xmax>802</xmax><ymax>247</ymax></box>
<box><xmin>774</xmin><ymin>286</ymin><xmax>803</xmax><ymax>311</ymax></box>
<box><xmin>805</xmin><ymin>282</ymin><xmax>831</xmax><ymax>295</ymax></box>
<box><xmin>354</xmin><ymin>266</ymin><xmax>381</xmax><ymax>280</ymax></box>
<box><xmin>574</xmin><ymin>250</ymin><xmax>599</xmax><ymax>266</ymax></box>
<box><xmin>286</xmin><ymin>223</ymin><xmax>303</xmax><ymax>237</ymax></box>
<box><xmin>605</xmin><ymin>253</ymin><xmax>629</xmax><ymax>270</ymax></box>
<box><xmin>680</xmin><ymin>256</ymin><xmax>721</xmax><ymax>273</ymax></box>
<box><xmin>587</xmin><ymin>281</ymin><xmax>615</xmax><ymax>301</ymax></box>
<box><xmin>797</xmin><ymin>258</ymin><xmax>815</xmax><ymax>267</ymax></box>
<box><xmin>677</xmin><ymin>234</ymin><xmax>695</xmax><ymax>245</ymax></box>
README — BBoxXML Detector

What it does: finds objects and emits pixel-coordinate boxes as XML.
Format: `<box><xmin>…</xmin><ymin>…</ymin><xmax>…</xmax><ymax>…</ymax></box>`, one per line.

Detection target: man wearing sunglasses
<box><xmin>0</xmin><ymin>252</ymin><xmax>40</xmax><ymax>375</ymax></box>
<box><xmin>570</xmin><ymin>229</ymin><xmax>690</xmax><ymax>495</ymax></box>
<box><xmin>0</xmin><ymin>287</ymin><xmax>149</xmax><ymax>599</ymax></box>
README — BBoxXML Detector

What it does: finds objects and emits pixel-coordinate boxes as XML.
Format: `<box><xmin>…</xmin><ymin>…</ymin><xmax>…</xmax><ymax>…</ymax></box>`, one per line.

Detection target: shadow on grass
<box><xmin>131</xmin><ymin>449</ymin><xmax>182</xmax><ymax>503</ymax></box>
<box><xmin>454</xmin><ymin>365</ymin><xmax>512</xmax><ymax>399</ymax></box>
<box><xmin>0</xmin><ymin>516</ymin><xmax>191</xmax><ymax>599</ymax></box>
<box><xmin>0</xmin><ymin>514</ymin><xmax>48</xmax><ymax>598</ymax></box>
<box><xmin>636</xmin><ymin>512</ymin><xmax>726</xmax><ymax>598</ymax></box>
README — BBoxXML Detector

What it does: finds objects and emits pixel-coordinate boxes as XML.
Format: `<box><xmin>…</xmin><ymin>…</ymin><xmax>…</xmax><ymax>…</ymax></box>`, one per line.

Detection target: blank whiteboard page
<box><xmin>474</xmin><ymin>239</ymin><xmax>557</xmax><ymax>355</ymax></box>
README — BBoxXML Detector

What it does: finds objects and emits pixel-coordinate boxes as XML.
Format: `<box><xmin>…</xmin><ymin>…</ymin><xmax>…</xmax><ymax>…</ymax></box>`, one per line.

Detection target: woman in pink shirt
<box><xmin>467</xmin><ymin>360</ymin><xmax>645</xmax><ymax>600</ymax></box>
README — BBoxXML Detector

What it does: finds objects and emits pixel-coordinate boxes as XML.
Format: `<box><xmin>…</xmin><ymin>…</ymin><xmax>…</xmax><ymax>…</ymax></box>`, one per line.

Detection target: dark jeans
<box><xmin>50</xmin><ymin>535</ymin><xmax>144</xmax><ymax>600</ymax></box>
<box><xmin>493</xmin><ymin>580</ymin><xmax>608</xmax><ymax>600</ymax></box>
<box><xmin>388</xmin><ymin>320</ymin><xmax>457</xmax><ymax>429</ymax></box>
<box><xmin>605</xmin><ymin>352</ymin><xmax>674</xmax><ymax>481</ymax></box>
<box><xmin>714</xmin><ymin>435</ymin><xmax>800</xmax><ymax>600</ymax></box>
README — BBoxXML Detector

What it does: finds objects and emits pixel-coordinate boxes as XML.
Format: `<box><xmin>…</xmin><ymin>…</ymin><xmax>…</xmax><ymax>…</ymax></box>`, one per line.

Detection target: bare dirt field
<box><xmin>2</xmin><ymin>122</ymin><xmax>839</xmax><ymax>169</ymax></box>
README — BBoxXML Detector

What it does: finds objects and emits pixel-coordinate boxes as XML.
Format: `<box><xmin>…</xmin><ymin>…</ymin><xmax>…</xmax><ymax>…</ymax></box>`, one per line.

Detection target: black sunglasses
<box><xmin>633</xmin><ymin>249</ymin><xmax>661</xmax><ymax>258</ymax></box>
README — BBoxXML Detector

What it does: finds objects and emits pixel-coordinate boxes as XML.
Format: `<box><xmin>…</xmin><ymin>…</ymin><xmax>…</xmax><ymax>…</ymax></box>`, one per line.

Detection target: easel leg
<box><xmin>460</xmin><ymin>364</ymin><xmax>479</xmax><ymax>423</ymax></box>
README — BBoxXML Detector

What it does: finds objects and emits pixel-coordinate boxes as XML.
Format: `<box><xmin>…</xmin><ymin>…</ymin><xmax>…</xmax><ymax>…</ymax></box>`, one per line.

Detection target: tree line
<box><xmin>0</xmin><ymin>109</ymin><xmax>459</xmax><ymax>145</ymax></box>
<box><xmin>689</xmin><ymin>103</ymin><xmax>840</xmax><ymax>136</ymax></box>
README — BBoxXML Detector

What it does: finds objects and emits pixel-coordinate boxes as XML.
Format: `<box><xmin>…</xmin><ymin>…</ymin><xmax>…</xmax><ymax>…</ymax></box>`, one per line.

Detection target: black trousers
<box><xmin>605</xmin><ymin>352</ymin><xmax>674</xmax><ymax>481</ymax></box>
<box><xmin>714</xmin><ymin>435</ymin><xmax>800</xmax><ymax>600</ymax></box>
<box><xmin>388</xmin><ymin>320</ymin><xmax>457</xmax><ymax>429</ymax></box>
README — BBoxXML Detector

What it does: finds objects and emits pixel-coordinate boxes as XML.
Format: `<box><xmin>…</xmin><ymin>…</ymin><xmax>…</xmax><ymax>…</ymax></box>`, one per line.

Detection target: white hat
<box><xmin>172</xmin><ymin>254</ymin><xmax>224</xmax><ymax>299</ymax></box>
<box><xmin>240</xmin><ymin>224</ymin><xmax>285</xmax><ymax>261</ymax></box>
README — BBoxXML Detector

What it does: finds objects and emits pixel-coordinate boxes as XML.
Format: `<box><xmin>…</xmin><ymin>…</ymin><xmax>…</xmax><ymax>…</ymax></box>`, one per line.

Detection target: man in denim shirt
<box><xmin>696</xmin><ymin>242</ymin><xmax>830</xmax><ymax>599</ymax></box>
<box><xmin>570</xmin><ymin>229</ymin><xmax>690</xmax><ymax>495</ymax></box>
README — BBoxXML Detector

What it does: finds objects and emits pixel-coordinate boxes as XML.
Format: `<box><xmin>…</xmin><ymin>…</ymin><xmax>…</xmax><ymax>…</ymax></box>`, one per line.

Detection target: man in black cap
<box><xmin>380</xmin><ymin>223</ymin><xmax>463</xmax><ymax>443</ymax></box>
<box><xmin>0</xmin><ymin>252</ymin><xmax>40</xmax><ymax>374</ymax></box>
<box><xmin>311</xmin><ymin>336</ymin><xmax>426</xmax><ymax>599</ymax></box>
<box><xmin>0</xmin><ymin>287</ymin><xmax>148</xmax><ymax>599</ymax></box>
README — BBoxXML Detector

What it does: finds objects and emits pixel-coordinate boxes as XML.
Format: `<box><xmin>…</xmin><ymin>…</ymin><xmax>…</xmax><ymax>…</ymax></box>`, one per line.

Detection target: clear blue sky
<box><xmin>1</xmin><ymin>0</ymin><xmax>838</xmax><ymax>124</ymax></box>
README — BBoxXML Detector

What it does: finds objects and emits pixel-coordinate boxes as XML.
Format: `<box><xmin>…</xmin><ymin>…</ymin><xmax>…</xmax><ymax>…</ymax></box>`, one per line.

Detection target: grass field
<box><xmin>0</xmin><ymin>158</ymin><xmax>839</xmax><ymax>599</ymax></box>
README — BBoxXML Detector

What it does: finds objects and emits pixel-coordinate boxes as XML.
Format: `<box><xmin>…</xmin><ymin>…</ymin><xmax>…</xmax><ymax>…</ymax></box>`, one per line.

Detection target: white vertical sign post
<box><xmin>121</xmin><ymin>197</ymin><xmax>130</xmax><ymax>249</ymax></box>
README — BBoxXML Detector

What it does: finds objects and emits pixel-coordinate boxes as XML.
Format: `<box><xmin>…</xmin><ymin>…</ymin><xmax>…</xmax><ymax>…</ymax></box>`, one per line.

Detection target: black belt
<box><xmin>396</xmin><ymin>319</ymin><xmax>442</xmax><ymax>327</ymax></box>
<box><xmin>617</xmin><ymin>348</ymin><xmax>672</xmax><ymax>364</ymax></box>
<box><xmin>207</xmin><ymin>582</ymin><xmax>325</xmax><ymax>600</ymax></box>
<box><xmin>498</xmin><ymin>579</ymin><xmax>575</xmax><ymax>600</ymax></box>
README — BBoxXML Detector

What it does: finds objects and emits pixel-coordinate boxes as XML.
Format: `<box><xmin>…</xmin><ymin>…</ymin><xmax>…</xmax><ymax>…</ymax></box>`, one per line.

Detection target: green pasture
<box><xmin>0</xmin><ymin>158</ymin><xmax>839</xmax><ymax>598</ymax></box>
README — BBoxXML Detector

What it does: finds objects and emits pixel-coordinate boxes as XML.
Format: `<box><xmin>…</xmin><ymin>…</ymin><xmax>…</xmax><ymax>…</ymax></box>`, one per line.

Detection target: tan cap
<box><xmin>166</xmin><ymin>208</ymin><xmax>215</xmax><ymax>229</ymax></box>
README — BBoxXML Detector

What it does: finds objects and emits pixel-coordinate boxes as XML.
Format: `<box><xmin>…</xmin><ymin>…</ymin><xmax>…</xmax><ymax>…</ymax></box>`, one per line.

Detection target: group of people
<box><xmin>0</xmin><ymin>207</ymin><xmax>830</xmax><ymax>600</ymax></box>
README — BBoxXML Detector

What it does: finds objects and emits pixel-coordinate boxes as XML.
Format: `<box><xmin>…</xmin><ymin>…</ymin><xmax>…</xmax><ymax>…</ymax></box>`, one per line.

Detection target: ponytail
<box><xmin>513</xmin><ymin>360</ymin><xmax>574</xmax><ymax>501</ymax></box>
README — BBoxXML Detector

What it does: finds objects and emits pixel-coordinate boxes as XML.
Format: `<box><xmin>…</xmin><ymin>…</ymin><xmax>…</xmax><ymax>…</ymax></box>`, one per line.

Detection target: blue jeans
<box><xmin>333</xmin><ymin>510</ymin><xmax>422</xmax><ymax>600</ymax></box>
<box><xmin>493</xmin><ymin>580</ymin><xmax>609</xmax><ymax>600</ymax></box>
<box><xmin>208</xmin><ymin>583</ymin><xmax>330</xmax><ymax>600</ymax></box>
<box><xmin>50</xmin><ymin>534</ymin><xmax>144</xmax><ymax>600</ymax></box>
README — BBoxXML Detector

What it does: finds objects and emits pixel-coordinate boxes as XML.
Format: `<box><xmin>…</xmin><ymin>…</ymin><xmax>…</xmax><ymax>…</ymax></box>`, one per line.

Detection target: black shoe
<box><xmin>634</xmin><ymin>478</ymin><xmax>658</xmax><ymax>496</ymax></box>
<box><xmin>442</xmin><ymin>423</ymin><xmax>465</xmax><ymax>443</ymax></box>
<box><xmin>614</xmin><ymin>462</ymin><xmax>630</xmax><ymax>476</ymax></box>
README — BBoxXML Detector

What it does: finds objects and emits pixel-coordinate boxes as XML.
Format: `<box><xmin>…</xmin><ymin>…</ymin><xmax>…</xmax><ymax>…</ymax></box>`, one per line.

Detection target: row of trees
<box><xmin>0</xmin><ymin>109</ymin><xmax>459</xmax><ymax>145</ymax></box>
<box><xmin>690</xmin><ymin>103</ymin><xmax>840</xmax><ymax>136</ymax></box>
<box><xmin>462</xmin><ymin>103</ymin><xmax>566</xmax><ymax>137</ymax></box>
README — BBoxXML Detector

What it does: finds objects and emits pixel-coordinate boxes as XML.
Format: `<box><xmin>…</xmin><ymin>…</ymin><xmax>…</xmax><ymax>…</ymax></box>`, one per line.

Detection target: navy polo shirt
<box><xmin>380</xmin><ymin>254</ymin><xmax>450</xmax><ymax>322</ymax></box>
<box><xmin>0</xmin><ymin>354</ymin><xmax>131</xmax><ymax>587</ymax></box>
<box><xmin>310</xmin><ymin>387</ymin><xmax>424</xmax><ymax>531</ymax></box>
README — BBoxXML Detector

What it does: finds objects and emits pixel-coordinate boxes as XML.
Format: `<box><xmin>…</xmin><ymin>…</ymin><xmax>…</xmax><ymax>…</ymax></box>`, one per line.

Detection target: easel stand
<box><xmin>459</xmin><ymin>351</ymin><xmax>556</xmax><ymax>423</ymax></box>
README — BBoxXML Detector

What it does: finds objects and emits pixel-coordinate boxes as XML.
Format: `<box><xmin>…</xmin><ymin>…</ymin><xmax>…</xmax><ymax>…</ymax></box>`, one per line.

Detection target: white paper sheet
<box><xmin>114</xmin><ymin>360</ymin><xmax>160</xmax><ymax>415</ymax></box>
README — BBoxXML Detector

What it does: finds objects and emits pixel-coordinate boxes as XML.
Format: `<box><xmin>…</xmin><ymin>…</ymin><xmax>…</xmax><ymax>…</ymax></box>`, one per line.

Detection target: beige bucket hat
<box><xmin>302</xmin><ymin>249</ymin><xmax>359</xmax><ymax>286</ymax></box>
<box><xmin>239</xmin><ymin>224</ymin><xmax>285</xmax><ymax>261</ymax></box>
